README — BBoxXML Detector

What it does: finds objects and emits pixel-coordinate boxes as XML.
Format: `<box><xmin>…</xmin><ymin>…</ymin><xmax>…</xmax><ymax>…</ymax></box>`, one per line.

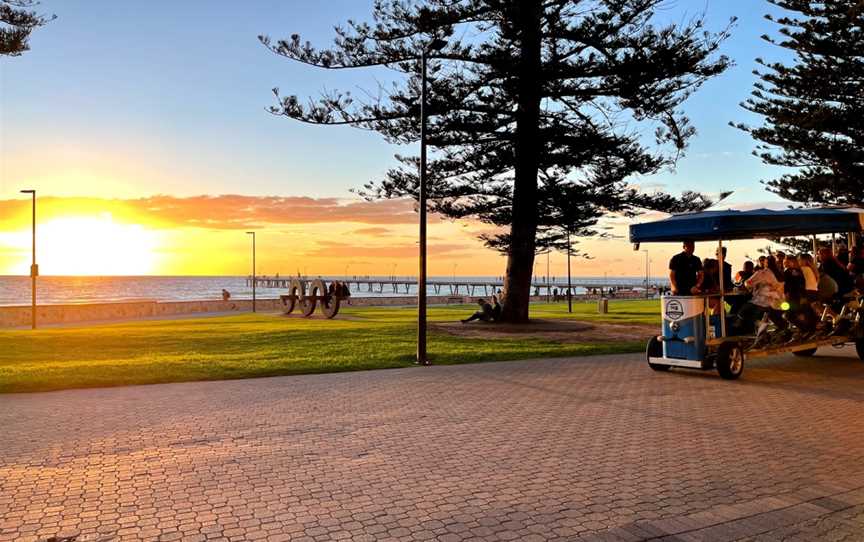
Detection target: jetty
<box><xmin>245</xmin><ymin>276</ymin><xmax>658</xmax><ymax>297</ymax></box>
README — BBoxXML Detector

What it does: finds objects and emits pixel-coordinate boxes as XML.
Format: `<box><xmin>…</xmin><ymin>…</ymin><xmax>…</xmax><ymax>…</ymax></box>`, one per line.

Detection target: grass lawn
<box><xmin>0</xmin><ymin>300</ymin><xmax>659</xmax><ymax>393</ymax></box>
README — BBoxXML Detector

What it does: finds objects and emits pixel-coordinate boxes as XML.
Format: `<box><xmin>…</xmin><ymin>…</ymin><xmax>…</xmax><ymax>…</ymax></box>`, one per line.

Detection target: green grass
<box><xmin>0</xmin><ymin>300</ymin><xmax>659</xmax><ymax>393</ymax></box>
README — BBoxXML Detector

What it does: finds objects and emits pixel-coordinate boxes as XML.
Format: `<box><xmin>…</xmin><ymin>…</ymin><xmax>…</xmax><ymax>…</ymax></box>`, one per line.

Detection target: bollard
<box><xmin>597</xmin><ymin>297</ymin><xmax>609</xmax><ymax>314</ymax></box>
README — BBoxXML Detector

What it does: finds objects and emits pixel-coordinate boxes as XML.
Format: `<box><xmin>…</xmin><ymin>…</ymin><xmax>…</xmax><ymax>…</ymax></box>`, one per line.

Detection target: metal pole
<box><xmin>30</xmin><ymin>192</ymin><xmax>35</xmax><ymax>329</ymax></box>
<box><xmin>717</xmin><ymin>239</ymin><xmax>726</xmax><ymax>338</ymax></box>
<box><xmin>642</xmin><ymin>249</ymin><xmax>649</xmax><ymax>297</ymax></box>
<box><xmin>20</xmin><ymin>190</ymin><xmax>36</xmax><ymax>329</ymax></box>
<box><xmin>252</xmin><ymin>234</ymin><xmax>256</xmax><ymax>313</ymax></box>
<box><xmin>246</xmin><ymin>231</ymin><xmax>256</xmax><ymax>313</ymax></box>
<box><xmin>546</xmin><ymin>250</ymin><xmax>550</xmax><ymax>302</ymax></box>
<box><xmin>566</xmin><ymin>229</ymin><xmax>572</xmax><ymax>313</ymax></box>
<box><xmin>417</xmin><ymin>50</ymin><xmax>429</xmax><ymax>365</ymax></box>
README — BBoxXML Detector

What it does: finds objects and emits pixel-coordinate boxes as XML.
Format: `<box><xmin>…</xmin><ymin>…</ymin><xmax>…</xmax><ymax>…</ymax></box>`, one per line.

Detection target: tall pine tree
<box><xmin>0</xmin><ymin>1</ymin><xmax>53</xmax><ymax>56</ymax></box>
<box><xmin>736</xmin><ymin>0</ymin><xmax>864</xmax><ymax>206</ymax></box>
<box><xmin>261</xmin><ymin>0</ymin><xmax>732</xmax><ymax>322</ymax></box>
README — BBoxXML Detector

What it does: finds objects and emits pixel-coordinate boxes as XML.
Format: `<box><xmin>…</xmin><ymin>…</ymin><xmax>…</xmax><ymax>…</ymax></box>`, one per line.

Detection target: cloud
<box><xmin>352</xmin><ymin>227</ymin><xmax>395</xmax><ymax>236</ymax></box>
<box><xmin>0</xmin><ymin>195</ymin><xmax>429</xmax><ymax>229</ymax></box>
<box><xmin>305</xmin><ymin>240</ymin><xmax>472</xmax><ymax>259</ymax></box>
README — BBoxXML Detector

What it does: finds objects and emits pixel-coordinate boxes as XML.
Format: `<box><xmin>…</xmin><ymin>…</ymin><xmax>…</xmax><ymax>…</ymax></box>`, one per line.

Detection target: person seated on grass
<box><xmin>492</xmin><ymin>295</ymin><xmax>503</xmax><ymax>321</ymax></box>
<box><xmin>461</xmin><ymin>298</ymin><xmax>495</xmax><ymax>324</ymax></box>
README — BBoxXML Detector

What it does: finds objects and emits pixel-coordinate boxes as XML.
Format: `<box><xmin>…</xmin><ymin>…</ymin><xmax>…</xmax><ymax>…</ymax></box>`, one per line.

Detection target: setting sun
<box><xmin>32</xmin><ymin>214</ymin><xmax>160</xmax><ymax>276</ymax></box>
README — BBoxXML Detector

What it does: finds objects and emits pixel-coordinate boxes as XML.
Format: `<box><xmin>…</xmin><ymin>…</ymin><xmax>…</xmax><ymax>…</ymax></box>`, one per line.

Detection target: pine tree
<box><xmin>0</xmin><ymin>0</ymin><xmax>53</xmax><ymax>56</ymax></box>
<box><xmin>262</xmin><ymin>0</ymin><xmax>733</xmax><ymax>322</ymax></box>
<box><xmin>736</xmin><ymin>0</ymin><xmax>864</xmax><ymax>206</ymax></box>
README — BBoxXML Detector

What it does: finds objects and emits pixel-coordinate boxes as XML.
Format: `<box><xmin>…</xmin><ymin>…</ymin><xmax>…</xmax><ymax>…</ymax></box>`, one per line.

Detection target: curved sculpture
<box><xmin>302</xmin><ymin>279</ymin><xmax>325</xmax><ymax>317</ymax></box>
<box><xmin>280</xmin><ymin>279</ymin><xmax>347</xmax><ymax>319</ymax></box>
<box><xmin>281</xmin><ymin>278</ymin><xmax>305</xmax><ymax>315</ymax></box>
<box><xmin>320</xmin><ymin>280</ymin><xmax>341</xmax><ymax>319</ymax></box>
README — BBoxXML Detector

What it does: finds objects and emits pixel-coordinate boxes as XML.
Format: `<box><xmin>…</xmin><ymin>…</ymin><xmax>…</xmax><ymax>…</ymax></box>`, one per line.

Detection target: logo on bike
<box><xmin>665</xmin><ymin>299</ymin><xmax>684</xmax><ymax>321</ymax></box>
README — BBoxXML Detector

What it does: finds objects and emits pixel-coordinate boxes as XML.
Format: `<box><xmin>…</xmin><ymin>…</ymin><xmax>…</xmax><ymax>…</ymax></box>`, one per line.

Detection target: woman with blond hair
<box><xmin>798</xmin><ymin>253</ymin><xmax>819</xmax><ymax>302</ymax></box>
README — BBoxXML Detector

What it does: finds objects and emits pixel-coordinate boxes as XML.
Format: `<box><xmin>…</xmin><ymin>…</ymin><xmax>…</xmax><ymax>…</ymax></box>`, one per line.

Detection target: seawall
<box><xmin>0</xmin><ymin>292</ymin><xmax>648</xmax><ymax>328</ymax></box>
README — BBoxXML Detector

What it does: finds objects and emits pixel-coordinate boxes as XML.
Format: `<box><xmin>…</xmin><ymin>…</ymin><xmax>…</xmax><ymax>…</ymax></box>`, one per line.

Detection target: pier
<box><xmin>245</xmin><ymin>276</ymin><xmax>659</xmax><ymax>298</ymax></box>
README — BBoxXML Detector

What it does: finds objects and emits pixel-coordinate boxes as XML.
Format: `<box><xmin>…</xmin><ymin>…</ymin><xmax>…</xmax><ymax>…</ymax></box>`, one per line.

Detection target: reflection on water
<box><xmin>0</xmin><ymin>275</ymin><xmax>662</xmax><ymax>306</ymax></box>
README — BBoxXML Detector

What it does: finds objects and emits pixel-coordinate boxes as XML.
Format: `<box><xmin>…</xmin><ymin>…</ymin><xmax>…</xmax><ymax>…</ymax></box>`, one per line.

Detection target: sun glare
<box><xmin>34</xmin><ymin>214</ymin><xmax>160</xmax><ymax>276</ymax></box>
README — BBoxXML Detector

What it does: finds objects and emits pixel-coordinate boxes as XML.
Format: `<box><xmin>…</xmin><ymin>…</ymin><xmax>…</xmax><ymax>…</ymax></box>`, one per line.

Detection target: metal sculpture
<box><xmin>279</xmin><ymin>279</ymin><xmax>348</xmax><ymax>319</ymax></box>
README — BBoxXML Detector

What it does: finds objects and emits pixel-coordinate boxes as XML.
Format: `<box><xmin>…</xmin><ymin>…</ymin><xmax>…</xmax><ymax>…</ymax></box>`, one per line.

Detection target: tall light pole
<box><xmin>546</xmin><ymin>249</ymin><xmax>551</xmax><ymax>303</ymax></box>
<box><xmin>417</xmin><ymin>37</ymin><xmax>447</xmax><ymax>366</ymax></box>
<box><xmin>246</xmin><ymin>231</ymin><xmax>256</xmax><ymax>313</ymax></box>
<box><xmin>566</xmin><ymin>229</ymin><xmax>573</xmax><ymax>313</ymax></box>
<box><xmin>642</xmin><ymin>249</ymin><xmax>649</xmax><ymax>297</ymax></box>
<box><xmin>20</xmin><ymin>189</ymin><xmax>37</xmax><ymax>330</ymax></box>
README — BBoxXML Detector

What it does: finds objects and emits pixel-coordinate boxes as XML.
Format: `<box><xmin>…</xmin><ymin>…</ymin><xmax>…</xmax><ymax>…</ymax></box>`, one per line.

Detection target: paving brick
<box><xmin>2</xmin><ymin>351</ymin><xmax>864</xmax><ymax>541</ymax></box>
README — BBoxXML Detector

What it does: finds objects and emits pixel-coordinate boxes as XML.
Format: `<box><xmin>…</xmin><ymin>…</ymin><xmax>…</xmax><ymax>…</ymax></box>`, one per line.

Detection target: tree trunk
<box><xmin>500</xmin><ymin>1</ymin><xmax>542</xmax><ymax>323</ymax></box>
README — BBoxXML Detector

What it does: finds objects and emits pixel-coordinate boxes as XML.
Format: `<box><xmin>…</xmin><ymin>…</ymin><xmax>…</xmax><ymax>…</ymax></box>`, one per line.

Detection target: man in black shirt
<box><xmin>715</xmin><ymin>246</ymin><xmax>733</xmax><ymax>290</ymax></box>
<box><xmin>669</xmin><ymin>241</ymin><xmax>703</xmax><ymax>295</ymax></box>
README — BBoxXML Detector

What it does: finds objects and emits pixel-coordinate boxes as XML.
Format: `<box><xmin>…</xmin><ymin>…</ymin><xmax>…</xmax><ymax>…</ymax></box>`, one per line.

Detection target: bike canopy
<box><xmin>630</xmin><ymin>207</ymin><xmax>864</xmax><ymax>243</ymax></box>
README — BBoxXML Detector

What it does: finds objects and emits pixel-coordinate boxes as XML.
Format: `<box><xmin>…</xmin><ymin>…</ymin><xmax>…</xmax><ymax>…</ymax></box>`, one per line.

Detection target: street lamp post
<box><xmin>246</xmin><ymin>231</ymin><xmax>256</xmax><ymax>313</ymax></box>
<box><xmin>642</xmin><ymin>249</ymin><xmax>650</xmax><ymax>297</ymax></box>
<box><xmin>546</xmin><ymin>249</ymin><xmax>551</xmax><ymax>303</ymax></box>
<box><xmin>417</xmin><ymin>37</ymin><xmax>447</xmax><ymax>366</ymax></box>
<box><xmin>20</xmin><ymin>189</ymin><xmax>37</xmax><ymax>329</ymax></box>
<box><xmin>566</xmin><ymin>229</ymin><xmax>573</xmax><ymax>313</ymax></box>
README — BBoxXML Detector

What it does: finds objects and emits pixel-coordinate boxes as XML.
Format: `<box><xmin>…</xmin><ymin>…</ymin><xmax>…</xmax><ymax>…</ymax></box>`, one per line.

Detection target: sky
<box><xmin>0</xmin><ymin>0</ymin><xmax>795</xmax><ymax>277</ymax></box>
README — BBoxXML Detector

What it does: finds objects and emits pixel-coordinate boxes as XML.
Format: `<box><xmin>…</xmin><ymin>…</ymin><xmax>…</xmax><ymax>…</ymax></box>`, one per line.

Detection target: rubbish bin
<box><xmin>597</xmin><ymin>298</ymin><xmax>608</xmax><ymax>314</ymax></box>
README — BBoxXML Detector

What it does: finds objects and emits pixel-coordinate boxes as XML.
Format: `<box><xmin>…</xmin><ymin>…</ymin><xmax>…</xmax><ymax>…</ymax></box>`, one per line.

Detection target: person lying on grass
<box><xmin>461</xmin><ymin>296</ymin><xmax>501</xmax><ymax>324</ymax></box>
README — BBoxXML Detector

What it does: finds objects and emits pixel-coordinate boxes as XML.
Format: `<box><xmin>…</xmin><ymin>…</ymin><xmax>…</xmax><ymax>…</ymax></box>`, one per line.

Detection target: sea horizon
<box><xmin>0</xmin><ymin>274</ymin><xmax>666</xmax><ymax>307</ymax></box>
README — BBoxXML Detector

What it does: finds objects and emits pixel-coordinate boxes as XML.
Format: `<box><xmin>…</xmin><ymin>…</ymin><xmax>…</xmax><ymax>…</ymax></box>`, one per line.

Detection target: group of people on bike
<box><xmin>669</xmin><ymin>240</ymin><xmax>864</xmax><ymax>342</ymax></box>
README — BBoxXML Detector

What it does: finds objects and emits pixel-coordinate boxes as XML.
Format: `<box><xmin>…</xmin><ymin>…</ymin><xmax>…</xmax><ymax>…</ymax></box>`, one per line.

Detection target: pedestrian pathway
<box><xmin>2</xmin><ymin>348</ymin><xmax>863</xmax><ymax>541</ymax></box>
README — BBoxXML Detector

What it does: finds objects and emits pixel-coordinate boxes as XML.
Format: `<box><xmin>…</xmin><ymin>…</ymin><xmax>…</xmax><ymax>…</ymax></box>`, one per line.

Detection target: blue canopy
<box><xmin>630</xmin><ymin>207</ymin><xmax>864</xmax><ymax>243</ymax></box>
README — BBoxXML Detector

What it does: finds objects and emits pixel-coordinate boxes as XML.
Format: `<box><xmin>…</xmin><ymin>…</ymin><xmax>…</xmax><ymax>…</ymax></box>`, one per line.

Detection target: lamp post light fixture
<box><xmin>246</xmin><ymin>231</ymin><xmax>256</xmax><ymax>313</ymax></box>
<box><xmin>20</xmin><ymin>189</ymin><xmax>37</xmax><ymax>330</ymax></box>
<box><xmin>417</xmin><ymin>36</ymin><xmax>447</xmax><ymax>366</ymax></box>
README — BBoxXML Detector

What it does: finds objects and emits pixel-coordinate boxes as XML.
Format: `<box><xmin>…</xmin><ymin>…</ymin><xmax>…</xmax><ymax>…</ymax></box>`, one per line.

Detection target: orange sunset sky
<box><xmin>1</xmin><ymin>1</ymin><xmax>792</xmax><ymax>278</ymax></box>
<box><xmin>0</xmin><ymin>194</ymin><xmax>673</xmax><ymax>277</ymax></box>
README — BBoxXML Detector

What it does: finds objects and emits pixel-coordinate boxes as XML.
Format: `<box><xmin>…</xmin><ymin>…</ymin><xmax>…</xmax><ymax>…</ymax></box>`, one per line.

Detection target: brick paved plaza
<box><xmin>2</xmin><ymin>348</ymin><xmax>864</xmax><ymax>541</ymax></box>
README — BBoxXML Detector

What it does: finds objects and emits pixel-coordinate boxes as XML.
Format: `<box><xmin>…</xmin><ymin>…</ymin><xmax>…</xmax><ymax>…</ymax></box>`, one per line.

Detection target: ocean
<box><xmin>0</xmin><ymin>275</ymin><xmax>664</xmax><ymax>306</ymax></box>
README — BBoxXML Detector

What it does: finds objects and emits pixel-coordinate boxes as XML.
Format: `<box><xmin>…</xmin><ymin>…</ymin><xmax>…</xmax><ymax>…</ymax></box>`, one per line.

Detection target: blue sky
<box><xmin>1</xmin><ymin>0</ymin><xmax>792</xmax><ymax>203</ymax></box>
